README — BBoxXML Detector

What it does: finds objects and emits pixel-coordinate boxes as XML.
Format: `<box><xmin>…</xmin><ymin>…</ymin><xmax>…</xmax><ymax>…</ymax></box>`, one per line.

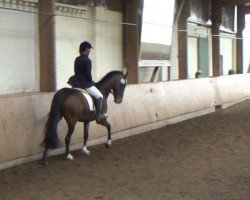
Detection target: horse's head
<box><xmin>111</xmin><ymin>72</ymin><xmax>128</xmax><ymax>104</ymax></box>
<box><xmin>96</xmin><ymin>71</ymin><xmax>128</xmax><ymax>103</ymax></box>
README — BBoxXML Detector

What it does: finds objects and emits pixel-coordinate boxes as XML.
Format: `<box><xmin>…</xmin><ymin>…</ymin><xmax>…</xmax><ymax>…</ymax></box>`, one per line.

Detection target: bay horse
<box><xmin>42</xmin><ymin>71</ymin><xmax>128</xmax><ymax>165</ymax></box>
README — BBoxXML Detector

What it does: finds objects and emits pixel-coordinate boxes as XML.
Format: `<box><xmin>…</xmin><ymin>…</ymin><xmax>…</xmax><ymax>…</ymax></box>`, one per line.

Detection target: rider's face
<box><xmin>86</xmin><ymin>48</ymin><xmax>91</xmax><ymax>55</ymax></box>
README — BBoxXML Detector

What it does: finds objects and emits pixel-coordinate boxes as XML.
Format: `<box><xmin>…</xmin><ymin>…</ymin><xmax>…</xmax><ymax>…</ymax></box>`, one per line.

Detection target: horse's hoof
<box><xmin>82</xmin><ymin>147</ymin><xmax>90</xmax><ymax>156</ymax></box>
<box><xmin>66</xmin><ymin>154</ymin><xmax>74</xmax><ymax>160</ymax></box>
<box><xmin>83</xmin><ymin>151</ymin><xmax>91</xmax><ymax>156</ymax></box>
<box><xmin>82</xmin><ymin>149</ymin><xmax>91</xmax><ymax>156</ymax></box>
<box><xmin>105</xmin><ymin>140</ymin><xmax>112</xmax><ymax>148</ymax></box>
<box><xmin>41</xmin><ymin>160</ymin><xmax>48</xmax><ymax>166</ymax></box>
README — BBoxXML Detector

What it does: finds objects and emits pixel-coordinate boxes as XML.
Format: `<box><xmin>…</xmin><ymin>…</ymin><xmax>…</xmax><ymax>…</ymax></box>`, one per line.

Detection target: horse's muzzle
<box><xmin>114</xmin><ymin>97</ymin><xmax>122</xmax><ymax>104</ymax></box>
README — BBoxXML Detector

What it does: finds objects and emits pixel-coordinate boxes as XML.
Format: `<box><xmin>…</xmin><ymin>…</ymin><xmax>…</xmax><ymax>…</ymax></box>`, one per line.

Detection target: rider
<box><xmin>70</xmin><ymin>41</ymin><xmax>106</xmax><ymax>123</ymax></box>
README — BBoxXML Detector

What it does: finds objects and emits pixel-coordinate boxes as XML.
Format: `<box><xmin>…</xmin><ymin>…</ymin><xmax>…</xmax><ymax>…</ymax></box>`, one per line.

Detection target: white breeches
<box><xmin>85</xmin><ymin>86</ymin><xmax>103</xmax><ymax>99</ymax></box>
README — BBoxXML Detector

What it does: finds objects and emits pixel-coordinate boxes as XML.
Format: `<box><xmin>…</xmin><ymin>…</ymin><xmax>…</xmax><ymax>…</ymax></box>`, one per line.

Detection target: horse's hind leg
<box><xmin>42</xmin><ymin>148</ymin><xmax>49</xmax><ymax>165</ymax></box>
<box><xmin>99</xmin><ymin>119</ymin><xmax>112</xmax><ymax>148</ymax></box>
<box><xmin>65</xmin><ymin>121</ymin><xmax>76</xmax><ymax>160</ymax></box>
<box><xmin>82</xmin><ymin>122</ymin><xmax>90</xmax><ymax>155</ymax></box>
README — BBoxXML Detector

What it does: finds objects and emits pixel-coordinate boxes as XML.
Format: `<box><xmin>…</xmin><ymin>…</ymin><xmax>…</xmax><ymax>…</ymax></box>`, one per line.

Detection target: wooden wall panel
<box><xmin>1</xmin><ymin>74</ymin><xmax>250</xmax><ymax>169</ymax></box>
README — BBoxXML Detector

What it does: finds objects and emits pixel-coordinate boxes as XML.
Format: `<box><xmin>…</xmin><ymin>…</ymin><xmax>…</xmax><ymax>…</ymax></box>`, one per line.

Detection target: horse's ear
<box><xmin>124</xmin><ymin>71</ymin><xmax>128</xmax><ymax>79</ymax></box>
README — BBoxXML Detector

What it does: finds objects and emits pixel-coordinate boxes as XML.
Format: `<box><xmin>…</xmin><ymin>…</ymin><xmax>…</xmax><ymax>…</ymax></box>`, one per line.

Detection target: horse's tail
<box><xmin>42</xmin><ymin>90</ymin><xmax>64</xmax><ymax>149</ymax></box>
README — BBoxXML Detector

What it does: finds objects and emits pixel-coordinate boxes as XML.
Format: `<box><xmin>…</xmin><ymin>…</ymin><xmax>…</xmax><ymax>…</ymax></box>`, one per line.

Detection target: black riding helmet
<box><xmin>79</xmin><ymin>41</ymin><xmax>94</xmax><ymax>52</ymax></box>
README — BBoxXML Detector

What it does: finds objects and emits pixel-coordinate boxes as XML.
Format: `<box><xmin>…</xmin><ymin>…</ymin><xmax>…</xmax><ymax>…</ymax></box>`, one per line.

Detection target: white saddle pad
<box><xmin>74</xmin><ymin>88</ymin><xmax>94</xmax><ymax>111</ymax></box>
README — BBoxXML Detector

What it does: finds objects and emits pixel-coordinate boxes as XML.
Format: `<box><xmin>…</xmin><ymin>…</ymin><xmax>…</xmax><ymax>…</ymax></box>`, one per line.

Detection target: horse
<box><xmin>41</xmin><ymin>71</ymin><xmax>128</xmax><ymax>165</ymax></box>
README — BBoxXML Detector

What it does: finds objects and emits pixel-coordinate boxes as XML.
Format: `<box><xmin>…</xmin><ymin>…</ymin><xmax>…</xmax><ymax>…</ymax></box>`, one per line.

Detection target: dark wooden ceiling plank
<box><xmin>221</xmin><ymin>0</ymin><xmax>250</xmax><ymax>7</ymax></box>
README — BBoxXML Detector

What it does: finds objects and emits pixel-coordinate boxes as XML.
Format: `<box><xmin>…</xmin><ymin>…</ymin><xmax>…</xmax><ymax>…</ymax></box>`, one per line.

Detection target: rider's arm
<box><xmin>85</xmin><ymin>59</ymin><xmax>93</xmax><ymax>83</ymax></box>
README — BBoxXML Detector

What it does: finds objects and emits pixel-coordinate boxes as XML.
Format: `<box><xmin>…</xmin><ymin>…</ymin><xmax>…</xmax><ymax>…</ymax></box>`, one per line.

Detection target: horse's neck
<box><xmin>96</xmin><ymin>83</ymin><xmax>112</xmax><ymax>100</ymax></box>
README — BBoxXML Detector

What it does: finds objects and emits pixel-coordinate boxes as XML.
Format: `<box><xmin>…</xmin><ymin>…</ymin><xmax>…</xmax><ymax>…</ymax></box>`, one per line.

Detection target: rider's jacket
<box><xmin>68</xmin><ymin>54</ymin><xmax>94</xmax><ymax>88</ymax></box>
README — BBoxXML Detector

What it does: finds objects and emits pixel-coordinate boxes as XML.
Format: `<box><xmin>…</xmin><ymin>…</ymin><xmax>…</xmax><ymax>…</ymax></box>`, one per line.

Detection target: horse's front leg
<box><xmin>82</xmin><ymin>122</ymin><xmax>91</xmax><ymax>155</ymax></box>
<box><xmin>99</xmin><ymin>119</ymin><xmax>112</xmax><ymax>148</ymax></box>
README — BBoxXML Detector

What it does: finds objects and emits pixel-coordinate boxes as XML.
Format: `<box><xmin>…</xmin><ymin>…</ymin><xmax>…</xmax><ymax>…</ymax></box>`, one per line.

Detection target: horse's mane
<box><xmin>95</xmin><ymin>71</ymin><xmax>123</xmax><ymax>87</ymax></box>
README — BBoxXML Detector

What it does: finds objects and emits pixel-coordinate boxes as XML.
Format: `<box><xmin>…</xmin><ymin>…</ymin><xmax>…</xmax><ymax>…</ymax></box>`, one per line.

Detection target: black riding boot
<box><xmin>94</xmin><ymin>97</ymin><xmax>106</xmax><ymax>123</ymax></box>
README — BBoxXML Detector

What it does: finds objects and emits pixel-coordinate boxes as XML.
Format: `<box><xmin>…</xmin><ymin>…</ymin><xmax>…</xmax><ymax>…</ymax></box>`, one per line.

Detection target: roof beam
<box><xmin>38</xmin><ymin>0</ymin><xmax>56</xmax><ymax>92</ymax></box>
<box><xmin>221</xmin><ymin>0</ymin><xmax>250</xmax><ymax>7</ymax></box>
<box><xmin>211</xmin><ymin>0</ymin><xmax>222</xmax><ymax>76</ymax></box>
<box><xmin>244</xmin><ymin>5</ymin><xmax>250</xmax><ymax>13</ymax></box>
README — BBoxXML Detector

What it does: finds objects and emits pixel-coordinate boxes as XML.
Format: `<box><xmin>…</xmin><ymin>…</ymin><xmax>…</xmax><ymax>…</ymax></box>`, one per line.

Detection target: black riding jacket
<box><xmin>74</xmin><ymin>54</ymin><xmax>94</xmax><ymax>89</ymax></box>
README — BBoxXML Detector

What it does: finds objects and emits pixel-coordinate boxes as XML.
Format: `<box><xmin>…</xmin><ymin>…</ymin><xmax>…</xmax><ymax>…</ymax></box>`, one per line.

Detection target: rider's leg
<box><xmin>85</xmin><ymin>86</ymin><xmax>106</xmax><ymax>123</ymax></box>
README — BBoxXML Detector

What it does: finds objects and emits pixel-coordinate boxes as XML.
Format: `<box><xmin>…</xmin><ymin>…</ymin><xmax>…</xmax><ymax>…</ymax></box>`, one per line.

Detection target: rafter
<box><xmin>221</xmin><ymin>0</ymin><xmax>250</xmax><ymax>7</ymax></box>
<box><xmin>244</xmin><ymin>5</ymin><xmax>250</xmax><ymax>13</ymax></box>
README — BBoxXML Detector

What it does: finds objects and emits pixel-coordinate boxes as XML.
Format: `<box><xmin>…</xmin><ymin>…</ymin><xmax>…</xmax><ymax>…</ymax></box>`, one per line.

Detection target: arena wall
<box><xmin>1</xmin><ymin>74</ymin><xmax>250</xmax><ymax>170</ymax></box>
<box><xmin>171</xmin><ymin>23</ymin><xmax>237</xmax><ymax>80</ymax></box>
<box><xmin>56</xmin><ymin>6</ymin><xmax>123</xmax><ymax>89</ymax></box>
<box><xmin>0</xmin><ymin>6</ymin><xmax>39</xmax><ymax>95</ymax></box>
<box><xmin>0</xmin><ymin>2</ymin><xmax>123</xmax><ymax>95</ymax></box>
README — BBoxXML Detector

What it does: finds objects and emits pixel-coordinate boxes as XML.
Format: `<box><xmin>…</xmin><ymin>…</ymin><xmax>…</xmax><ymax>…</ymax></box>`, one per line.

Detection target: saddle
<box><xmin>67</xmin><ymin>76</ymin><xmax>93</xmax><ymax>110</ymax></box>
<box><xmin>67</xmin><ymin>76</ymin><xmax>107</xmax><ymax>122</ymax></box>
<box><xmin>73</xmin><ymin>87</ymin><xmax>94</xmax><ymax>111</ymax></box>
